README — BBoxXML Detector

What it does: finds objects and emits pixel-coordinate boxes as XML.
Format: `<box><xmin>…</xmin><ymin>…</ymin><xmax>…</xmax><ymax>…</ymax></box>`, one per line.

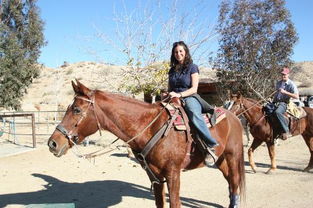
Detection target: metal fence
<box><xmin>0</xmin><ymin>111</ymin><xmax>65</xmax><ymax>147</ymax></box>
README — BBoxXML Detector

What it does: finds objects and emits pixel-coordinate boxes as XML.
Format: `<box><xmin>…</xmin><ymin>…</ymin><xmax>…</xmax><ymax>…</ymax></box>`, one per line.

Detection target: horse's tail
<box><xmin>239</xmin><ymin>144</ymin><xmax>246</xmax><ymax>205</ymax></box>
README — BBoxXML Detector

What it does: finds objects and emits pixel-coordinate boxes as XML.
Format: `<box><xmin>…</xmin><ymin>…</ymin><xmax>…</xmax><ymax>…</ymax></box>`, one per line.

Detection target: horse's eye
<box><xmin>73</xmin><ymin>107</ymin><xmax>81</xmax><ymax>114</ymax></box>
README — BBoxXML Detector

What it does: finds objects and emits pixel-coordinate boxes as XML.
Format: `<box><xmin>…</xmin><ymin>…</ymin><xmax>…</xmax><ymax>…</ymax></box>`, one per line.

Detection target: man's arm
<box><xmin>280</xmin><ymin>89</ymin><xmax>299</xmax><ymax>99</ymax></box>
<box><xmin>280</xmin><ymin>81</ymin><xmax>299</xmax><ymax>99</ymax></box>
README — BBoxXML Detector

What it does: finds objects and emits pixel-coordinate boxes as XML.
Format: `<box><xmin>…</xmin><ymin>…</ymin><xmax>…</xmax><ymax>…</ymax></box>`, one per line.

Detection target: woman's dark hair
<box><xmin>170</xmin><ymin>41</ymin><xmax>193</xmax><ymax>69</ymax></box>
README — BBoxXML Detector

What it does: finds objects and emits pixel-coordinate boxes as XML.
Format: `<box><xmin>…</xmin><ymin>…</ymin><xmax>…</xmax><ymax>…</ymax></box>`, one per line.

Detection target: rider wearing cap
<box><xmin>273</xmin><ymin>67</ymin><xmax>299</xmax><ymax>140</ymax></box>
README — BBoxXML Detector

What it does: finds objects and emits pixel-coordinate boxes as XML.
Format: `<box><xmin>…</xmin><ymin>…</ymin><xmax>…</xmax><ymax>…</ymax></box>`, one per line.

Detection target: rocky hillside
<box><xmin>21</xmin><ymin>62</ymin><xmax>125</xmax><ymax>111</ymax></box>
<box><xmin>20</xmin><ymin>61</ymin><xmax>312</xmax><ymax>111</ymax></box>
<box><xmin>291</xmin><ymin>61</ymin><xmax>313</xmax><ymax>95</ymax></box>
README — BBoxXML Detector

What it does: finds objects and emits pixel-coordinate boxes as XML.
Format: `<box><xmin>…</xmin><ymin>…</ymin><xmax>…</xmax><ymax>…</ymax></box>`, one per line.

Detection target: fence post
<box><xmin>31</xmin><ymin>113</ymin><xmax>36</xmax><ymax>148</ymax></box>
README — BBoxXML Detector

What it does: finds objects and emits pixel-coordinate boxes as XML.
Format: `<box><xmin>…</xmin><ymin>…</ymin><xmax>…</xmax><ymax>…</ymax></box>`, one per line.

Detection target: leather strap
<box><xmin>140</xmin><ymin>123</ymin><xmax>168</xmax><ymax>158</ymax></box>
<box><xmin>56</xmin><ymin>124</ymin><xmax>71</xmax><ymax>139</ymax></box>
<box><xmin>178</xmin><ymin>106</ymin><xmax>192</xmax><ymax>142</ymax></box>
<box><xmin>134</xmin><ymin>102</ymin><xmax>192</xmax><ymax>185</ymax></box>
<box><xmin>164</xmin><ymin>109</ymin><xmax>179</xmax><ymax>136</ymax></box>
<box><xmin>135</xmin><ymin>123</ymin><xmax>168</xmax><ymax>185</ymax></box>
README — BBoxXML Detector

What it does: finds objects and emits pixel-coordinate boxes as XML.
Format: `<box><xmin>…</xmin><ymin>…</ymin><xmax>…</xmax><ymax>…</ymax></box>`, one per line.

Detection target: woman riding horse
<box><xmin>47</xmin><ymin>81</ymin><xmax>246</xmax><ymax>208</ymax></box>
<box><xmin>164</xmin><ymin>41</ymin><xmax>219</xmax><ymax>166</ymax></box>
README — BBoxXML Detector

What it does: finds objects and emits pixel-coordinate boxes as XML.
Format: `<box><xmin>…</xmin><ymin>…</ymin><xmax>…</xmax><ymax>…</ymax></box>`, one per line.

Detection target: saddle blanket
<box><xmin>287</xmin><ymin>102</ymin><xmax>307</xmax><ymax>119</ymax></box>
<box><xmin>162</xmin><ymin>102</ymin><xmax>226</xmax><ymax>131</ymax></box>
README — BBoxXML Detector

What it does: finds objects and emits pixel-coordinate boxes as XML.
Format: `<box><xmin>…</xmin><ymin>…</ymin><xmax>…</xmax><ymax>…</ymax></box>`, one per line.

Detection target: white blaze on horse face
<box><xmin>226</xmin><ymin>101</ymin><xmax>234</xmax><ymax>110</ymax></box>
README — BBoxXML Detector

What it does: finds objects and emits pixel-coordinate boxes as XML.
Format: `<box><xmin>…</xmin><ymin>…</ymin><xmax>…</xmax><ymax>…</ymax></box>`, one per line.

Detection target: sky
<box><xmin>37</xmin><ymin>0</ymin><xmax>313</xmax><ymax>68</ymax></box>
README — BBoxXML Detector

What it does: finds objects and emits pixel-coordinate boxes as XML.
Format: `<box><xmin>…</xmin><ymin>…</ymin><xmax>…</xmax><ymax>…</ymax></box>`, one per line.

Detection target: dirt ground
<box><xmin>0</xmin><ymin>134</ymin><xmax>312</xmax><ymax>208</ymax></box>
<box><xmin>1</xmin><ymin>61</ymin><xmax>313</xmax><ymax>208</ymax></box>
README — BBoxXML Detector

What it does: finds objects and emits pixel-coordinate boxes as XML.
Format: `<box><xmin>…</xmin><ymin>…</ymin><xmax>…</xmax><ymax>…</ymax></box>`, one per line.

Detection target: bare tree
<box><xmin>92</xmin><ymin>0</ymin><xmax>218</xmax><ymax>98</ymax></box>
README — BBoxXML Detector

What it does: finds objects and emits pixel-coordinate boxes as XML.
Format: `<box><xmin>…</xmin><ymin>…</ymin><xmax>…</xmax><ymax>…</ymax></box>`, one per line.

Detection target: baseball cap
<box><xmin>281</xmin><ymin>67</ymin><xmax>290</xmax><ymax>75</ymax></box>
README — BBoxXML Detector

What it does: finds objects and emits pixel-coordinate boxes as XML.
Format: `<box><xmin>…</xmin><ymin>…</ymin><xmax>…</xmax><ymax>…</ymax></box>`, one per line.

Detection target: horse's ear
<box><xmin>230</xmin><ymin>91</ymin><xmax>242</xmax><ymax>100</ymax></box>
<box><xmin>72</xmin><ymin>80</ymin><xmax>80</xmax><ymax>94</ymax></box>
<box><xmin>72</xmin><ymin>79</ymin><xmax>91</xmax><ymax>96</ymax></box>
<box><xmin>237</xmin><ymin>91</ymin><xmax>242</xmax><ymax>98</ymax></box>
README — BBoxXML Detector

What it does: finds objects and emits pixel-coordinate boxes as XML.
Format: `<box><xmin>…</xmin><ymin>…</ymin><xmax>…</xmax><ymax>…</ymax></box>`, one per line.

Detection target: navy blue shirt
<box><xmin>168</xmin><ymin>63</ymin><xmax>199</xmax><ymax>93</ymax></box>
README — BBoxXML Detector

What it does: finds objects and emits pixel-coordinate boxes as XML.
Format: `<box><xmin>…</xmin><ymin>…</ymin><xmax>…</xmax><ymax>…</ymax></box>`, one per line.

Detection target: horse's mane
<box><xmin>244</xmin><ymin>97</ymin><xmax>263</xmax><ymax>109</ymax></box>
<box><xmin>96</xmin><ymin>90</ymin><xmax>160</xmax><ymax>109</ymax></box>
<box><xmin>245</xmin><ymin>97</ymin><xmax>259</xmax><ymax>104</ymax></box>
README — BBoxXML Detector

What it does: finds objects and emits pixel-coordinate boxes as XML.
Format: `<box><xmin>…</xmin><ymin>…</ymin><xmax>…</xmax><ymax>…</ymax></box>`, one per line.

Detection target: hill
<box><xmin>20</xmin><ymin>61</ymin><xmax>313</xmax><ymax>111</ymax></box>
<box><xmin>291</xmin><ymin>61</ymin><xmax>313</xmax><ymax>95</ymax></box>
<box><xmin>20</xmin><ymin>61</ymin><xmax>217</xmax><ymax>111</ymax></box>
<box><xmin>21</xmin><ymin>62</ymin><xmax>125</xmax><ymax>111</ymax></box>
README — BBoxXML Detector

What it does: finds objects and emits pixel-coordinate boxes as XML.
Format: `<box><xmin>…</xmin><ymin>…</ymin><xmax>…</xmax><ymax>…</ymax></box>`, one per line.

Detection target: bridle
<box><xmin>232</xmin><ymin>97</ymin><xmax>265</xmax><ymax>128</ymax></box>
<box><xmin>56</xmin><ymin>92</ymin><xmax>102</xmax><ymax>146</ymax></box>
<box><xmin>230</xmin><ymin>91</ymin><xmax>277</xmax><ymax>117</ymax></box>
<box><xmin>54</xmin><ymin>92</ymin><xmax>171</xmax><ymax>159</ymax></box>
<box><xmin>229</xmin><ymin>99</ymin><xmax>242</xmax><ymax>116</ymax></box>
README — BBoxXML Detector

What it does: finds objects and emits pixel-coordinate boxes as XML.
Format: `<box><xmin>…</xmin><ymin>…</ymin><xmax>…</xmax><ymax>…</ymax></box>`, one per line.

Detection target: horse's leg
<box><xmin>153</xmin><ymin>182</ymin><xmax>166</xmax><ymax>208</ymax></box>
<box><xmin>217</xmin><ymin>156</ymin><xmax>240</xmax><ymax>208</ymax></box>
<box><xmin>265</xmin><ymin>141</ymin><xmax>277</xmax><ymax>174</ymax></box>
<box><xmin>226</xmin><ymin>155</ymin><xmax>242</xmax><ymax>208</ymax></box>
<box><xmin>302</xmin><ymin>135</ymin><xmax>313</xmax><ymax>172</ymax></box>
<box><xmin>245</xmin><ymin>125</ymin><xmax>251</xmax><ymax>147</ymax></box>
<box><xmin>165</xmin><ymin>168</ymin><xmax>181</xmax><ymax>208</ymax></box>
<box><xmin>127</xmin><ymin>145</ymin><xmax>134</xmax><ymax>158</ymax></box>
<box><xmin>248</xmin><ymin>138</ymin><xmax>263</xmax><ymax>173</ymax></box>
<box><xmin>243</xmin><ymin>121</ymin><xmax>251</xmax><ymax>147</ymax></box>
<box><xmin>217</xmin><ymin>158</ymin><xmax>232</xmax><ymax>203</ymax></box>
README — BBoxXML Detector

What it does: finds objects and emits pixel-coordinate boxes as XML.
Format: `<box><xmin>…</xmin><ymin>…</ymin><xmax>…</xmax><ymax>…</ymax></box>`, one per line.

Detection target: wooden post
<box><xmin>31</xmin><ymin>113</ymin><xmax>36</xmax><ymax>148</ymax></box>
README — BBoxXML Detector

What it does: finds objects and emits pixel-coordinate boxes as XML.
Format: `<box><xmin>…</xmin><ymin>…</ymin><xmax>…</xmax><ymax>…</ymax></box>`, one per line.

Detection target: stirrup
<box><xmin>209</xmin><ymin>111</ymin><xmax>217</xmax><ymax>126</ymax></box>
<box><xmin>204</xmin><ymin>147</ymin><xmax>218</xmax><ymax>166</ymax></box>
<box><xmin>279</xmin><ymin>132</ymin><xmax>291</xmax><ymax>140</ymax></box>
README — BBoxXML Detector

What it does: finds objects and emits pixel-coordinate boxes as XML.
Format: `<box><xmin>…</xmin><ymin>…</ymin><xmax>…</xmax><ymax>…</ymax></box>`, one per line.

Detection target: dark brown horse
<box><xmin>48</xmin><ymin>80</ymin><xmax>245</xmax><ymax>208</ymax></box>
<box><xmin>229</xmin><ymin>93</ymin><xmax>313</xmax><ymax>174</ymax></box>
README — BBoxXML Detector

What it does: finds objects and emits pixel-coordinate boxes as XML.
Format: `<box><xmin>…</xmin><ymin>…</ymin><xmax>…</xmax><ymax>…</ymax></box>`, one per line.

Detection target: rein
<box><xmin>57</xmin><ymin>94</ymin><xmax>171</xmax><ymax>160</ymax></box>
<box><xmin>235</xmin><ymin>91</ymin><xmax>276</xmax><ymax>118</ymax></box>
<box><xmin>233</xmin><ymin>91</ymin><xmax>276</xmax><ymax>128</ymax></box>
<box><xmin>56</xmin><ymin>94</ymin><xmax>102</xmax><ymax>145</ymax></box>
<box><xmin>233</xmin><ymin>98</ymin><xmax>267</xmax><ymax>130</ymax></box>
<box><xmin>82</xmin><ymin>101</ymin><xmax>169</xmax><ymax>159</ymax></box>
<box><xmin>236</xmin><ymin>98</ymin><xmax>263</xmax><ymax>118</ymax></box>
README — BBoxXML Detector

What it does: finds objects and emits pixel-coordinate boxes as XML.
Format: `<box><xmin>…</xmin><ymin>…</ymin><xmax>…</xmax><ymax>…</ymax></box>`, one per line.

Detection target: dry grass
<box><xmin>20</xmin><ymin>61</ymin><xmax>312</xmax><ymax>111</ymax></box>
<box><xmin>291</xmin><ymin>61</ymin><xmax>313</xmax><ymax>95</ymax></box>
<box><xmin>21</xmin><ymin>62</ymin><xmax>125</xmax><ymax>111</ymax></box>
<box><xmin>20</xmin><ymin>62</ymin><xmax>218</xmax><ymax>111</ymax></box>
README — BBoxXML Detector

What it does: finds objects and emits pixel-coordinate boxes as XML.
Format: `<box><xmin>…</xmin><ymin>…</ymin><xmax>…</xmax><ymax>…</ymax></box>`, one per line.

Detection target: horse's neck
<box><xmin>242</xmin><ymin>99</ymin><xmax>264</xmax><ymax>125</ymax></box>
<box><xmin>95</xmin><ymin>92</ymin><xmax>162</xmax><ymax>145</ymax></box>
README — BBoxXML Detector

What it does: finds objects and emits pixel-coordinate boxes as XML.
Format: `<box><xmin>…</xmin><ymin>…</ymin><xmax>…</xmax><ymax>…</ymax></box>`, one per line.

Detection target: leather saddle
<box><xmin>161</xmin><ymin>98</ymin><xmax>226</xmax><ymax>131</ymax></box>
<box><xmin>286</xmin><ymin>107</ymin><xmax>306</xmax><ymax>134</ymax></box>
<box><xmin>266</xmin><ymin>105</ymin><xmax>307</xmax><ymax>139</ymax></box>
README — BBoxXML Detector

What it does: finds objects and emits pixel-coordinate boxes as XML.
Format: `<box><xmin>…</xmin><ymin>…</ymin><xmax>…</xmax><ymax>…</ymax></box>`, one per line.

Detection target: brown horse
<box><xmin>229</xmin><ymin>93</ymin><xmax>313</xmax><ymax>174</ymax></box>
<box><xmin>47</xmin><ymin>80</ymin><xmax>245</xmax><ymax>208</ymax></box>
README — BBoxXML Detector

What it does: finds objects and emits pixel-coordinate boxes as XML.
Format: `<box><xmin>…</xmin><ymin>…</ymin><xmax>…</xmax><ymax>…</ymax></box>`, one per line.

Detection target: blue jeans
<box><xmin>274</xmin><ymin>102</ymin><xmax>289</xmax><ymax>133</ymax></box>
<box><xmin>183</xmin><ymin>96</ymin><xmax>218</xmax><ymax>147</ymax></box>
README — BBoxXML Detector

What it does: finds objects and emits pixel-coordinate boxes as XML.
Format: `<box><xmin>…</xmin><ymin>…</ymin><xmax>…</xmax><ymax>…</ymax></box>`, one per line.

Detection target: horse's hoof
<box><xmin>229</xmin><ymin>206</ymin><xmax>239</xmax><ymax>208</ymax></box>
<box><xmin>229</xmin><ymin>194</ymin><xmax>240</xmax><ymax>208</ymax></box>
<box><xmin>265</xmin><ymin>169</ymin><xmax>275</xmax><ymax>174</ymax></box>
<box><xmin>303</xmin><ymin>167</ymin><xmax>312</xmax><ymax>172</ymax></box>
<box><xmin>228</xmin><ymin>204</ymin><xmax>239</xmax><ymax>208</ymax></box>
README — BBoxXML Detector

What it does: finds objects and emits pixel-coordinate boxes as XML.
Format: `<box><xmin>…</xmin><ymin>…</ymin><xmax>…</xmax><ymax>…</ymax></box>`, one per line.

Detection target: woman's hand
<box><xmin>169</xmin><ymin>91</ymin><xmax>182</xmax><ymax>98</ymax></box>
<box><xmin>161</xmin><ymin>92</ymin><xmax>169</xmax><ymax>100</ymax></box>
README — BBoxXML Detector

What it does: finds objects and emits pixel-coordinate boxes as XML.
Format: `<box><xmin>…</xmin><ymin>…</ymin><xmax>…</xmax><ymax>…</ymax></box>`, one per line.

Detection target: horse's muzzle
<box><xmin>48</xmin><ymin>138</ymin><xmax>68</xmax><ymax>157</ymax></box>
